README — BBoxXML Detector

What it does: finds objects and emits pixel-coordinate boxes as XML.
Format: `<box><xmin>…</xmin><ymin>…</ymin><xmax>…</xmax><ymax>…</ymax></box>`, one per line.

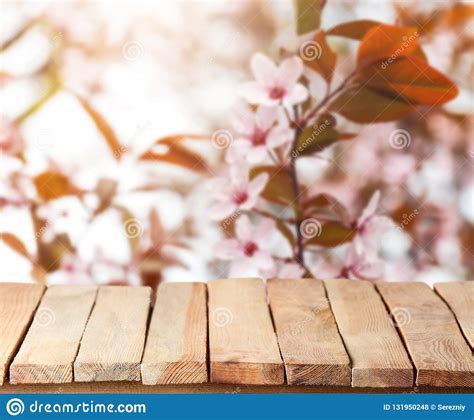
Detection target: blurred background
<box><xmin>1</xmin><ymin>0</ymin><xmax>473</xmax><ymax>287</ymax></box>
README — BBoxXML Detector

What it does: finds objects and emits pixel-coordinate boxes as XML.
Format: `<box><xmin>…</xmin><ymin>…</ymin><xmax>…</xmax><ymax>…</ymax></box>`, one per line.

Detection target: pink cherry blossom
<box><xmin>341</xmin><ymin>243</ymin><xmax>384</xmax><ymax>281</ymax></box>
<box><xmin>208</xmin><ymin>163</ymin><xmax>268</xmax><ymax>220</ymax></box>
<box><xmin>214</xmin><ymin>215</ymin><xmax>275</xmax><ymax>277</ymax></box>
<box><xmin>0</xmin><ymin>119</ymin><xmax>24</xmax><ymax>157</ymax></box>
<box><xmin>354</xmin><ymin>190</ymin><xmax>396</xmax><ymax>257</ymax></box>
<box><xmin>226</xmin><ymin>105</ymin><xmax>293</xmax><ymax>164</ymax></box>
<box><xmin>277</xmin><ymin>262</ymin><xmax>305</xmax><ymax>278</ymax></box>
<box><xmin>240</xmin><ymin>53</ymin><xmax>308</xmax><ymax>108</ymax></box>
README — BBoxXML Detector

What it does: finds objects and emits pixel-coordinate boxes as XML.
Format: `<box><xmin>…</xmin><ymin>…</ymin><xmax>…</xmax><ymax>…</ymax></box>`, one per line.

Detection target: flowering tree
<box><xmin>210</xmin><ymin>1</ymin><xmax>463</xmax><ymax>280</ymax></box>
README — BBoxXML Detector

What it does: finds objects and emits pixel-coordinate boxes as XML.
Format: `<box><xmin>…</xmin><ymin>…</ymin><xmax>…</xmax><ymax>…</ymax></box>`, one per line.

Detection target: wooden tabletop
<box><xmin>0</xmin><ymin>279</ymin><xmax>472</xmax><ymax>393</ymax></box>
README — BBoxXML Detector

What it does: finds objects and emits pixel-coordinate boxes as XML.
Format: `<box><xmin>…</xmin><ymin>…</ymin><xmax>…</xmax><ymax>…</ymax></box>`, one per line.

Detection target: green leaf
<box><xmin>250</xmin><ymin>166</ymin><xmax>296</xmax><ymax>206</ymax></box>
<box><xmin>294</xmin><ymin>0</ymin><xmax>321</xmax><ymax>35</ymax></box>
<box><xmin>304</xmin><ymin>221</ymin><xmax>355</xmax><ymax>247</ymax></box>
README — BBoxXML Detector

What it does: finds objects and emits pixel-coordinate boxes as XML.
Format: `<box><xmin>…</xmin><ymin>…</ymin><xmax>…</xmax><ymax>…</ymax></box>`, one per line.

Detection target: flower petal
<box><xmin>255</xmin><ymin>106</ymin><xmax>278</xmax><ymax>131</ymax></box>
<box><xmin>239</xmin><ymin>81</ymin><xmax>271</xmax><ymax>105</ymax></box>
<box><xmin>230</xmin><ymin>104</ymin><xmax>256</xmax><ymax>135</ymax></box>
<box><xmin>277</xmin><ymin>56</ymin><xmax>304</xmax><ymax>88</ymax></box>
<box><xmin>266</xmin><ymin>126</ymin><xmax>293</xmax><ymax>148</ymax></box>
<box><xmin>209</xmin><ymin>201</ymin><xmax>237</xmax><ymax>220</ymax></box>
<box><xmin>358</xmin><ymin>190</ymin><xmax>381</xmax><ymax>227</ymax></box>
<box><xmin>251</xmin><ymin>53</ymin><xmax>278</xmax><ymax>85</ymax></box>
<box><xmin>248</xmin><ymin>172</ymin><xmax>269</xmax><ymax>198</ymax></box>
<box><xmin>214</xmin><ymin>239</ymin><xmax>242</xmax><ymax>260</ymax></box>
<box><xmin>282</xmin><ymin>83</ymin><xmax>308</xmax><ymax>107</ymax></box>
<box><xmin>255</xmin><ymin>217</ymin><xmax>276</xmax><ymax>242</ymax></box>
<box><xmin>235</xmin><ymin>214</ymin><xmax>253</xmax><ymax>242</ymax></box>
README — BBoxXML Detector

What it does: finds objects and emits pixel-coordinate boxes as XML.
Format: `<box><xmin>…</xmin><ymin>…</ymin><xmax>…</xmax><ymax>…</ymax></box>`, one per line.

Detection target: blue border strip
<box><xmin>0</xmin><ymin>394</ymin><xmax>472</xmax><ymax>419</ymax></box>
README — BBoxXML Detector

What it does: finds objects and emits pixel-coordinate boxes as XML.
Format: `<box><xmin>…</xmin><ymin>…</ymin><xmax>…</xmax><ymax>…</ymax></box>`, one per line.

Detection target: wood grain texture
<box><xmin>10</xmin><ymin>286</ymin><xmax>97</xmax><ymax>384</ymax></box>
<box><xmin>434</xmin><ymin>282</ymin><xmax>473</xmax><ymax>349</ymax></box>
<box><xmin>377</xmin><ymin>282</ymin><xmax>474</xmax><ymax>387</ymax></box>
<box><xmin>0</xmin><ymin>283</ymin><xmax>44</xmax><ymax>385</ymax></box>
<box><xmin>141</xmin><ymin>282</ymin><xmax>207</xmax><ymax>385</ymax></box>
<box><xmin>324</xmin><ymin>279</ymin><xmax>413</xmax><ymax>387</ymax></box>
<box><xmin>208</xmin><ymin>278</ymin><xmax>284</xmax><ymax>385</ymax></box>
<box><xmin>74</xmin><ymin>286</ymin><xmax>151</xmax><ymax>382</ymax></box>
<box><xmin>2</xmin><ymin>382</ymin><xmax>470</xmax><ymax>394</ymax></box>
<box><xmin>267</xmin><ymin>278</ymin><xmax>350</xmax><ymax>385</ymax></box>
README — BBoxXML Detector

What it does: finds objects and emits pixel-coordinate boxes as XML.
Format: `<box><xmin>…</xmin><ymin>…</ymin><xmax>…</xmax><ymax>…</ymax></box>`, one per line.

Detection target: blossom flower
<box><xmin>214</xmin><ymin>215</ymin><xmax>275</xmax><ymax>277</ymax></box>
<box><xmin>226</xmin><ymin>105</ymin><xmax>293</xmax><ymax>163</ymax></box>
<box><xmin>341</xmin><ymin>243</ymin><xmax>384</xmax><ymax>281</ymax></box>
<box><xmin>240</xmin><ymin>53</ymin><xmax>308</xmax><ymax>108</ymax></box>
<box><xmin>354</xmin><ymin>191</ymin><xmax>395</xmax><ymax>257</ymax></box>
<box><xmin>277</xmin><ymin>262</ymin><xmax>305</xmax><ymax>278</ymax></box>
<box><xmin>0</xmin><ymin>119</ymin><xmax>24</xmax><ymax>157</ymax></box>
<box><xmin>208</xmin><ymin>163</ymin><xmax>268</xmax><ymax>220</ymax></box>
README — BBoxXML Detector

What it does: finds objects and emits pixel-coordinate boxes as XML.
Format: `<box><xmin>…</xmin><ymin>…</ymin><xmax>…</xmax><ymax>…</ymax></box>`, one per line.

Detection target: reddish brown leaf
<box><xmin>95</xmin><ymin>178</ymin><xmax>118</xmax><ymax>215</ymax></box>
<box><xmin>303</xmin><ymin>193</ymin><xmax>351</xmax><ymax>225</ymax></box>
<box><xmin>37</xmin><ymin>234</ymin><xmax>74</xmax><ymax>272</ymax></box>
<box><xmin>327</xmin><ymin>19</ymin><xmax>381</xmax><ymax>40</ymax></box>
<box><xmin>250</xmin><ymin>166</ymin><xmax>295</xmax><ymax>206</ymax></box>
<box><xmin>359</xmin><ymin>57</ymin><xmax>459</xmax><ymax>105</ymax></box>
<box><xmin>276</xmin><ymin>220</ymin><xmax>296</xmax><ymax>247</ymax></box>
<box><xmin>329</xmin><ymin>86</ymin><xmax>415</xmax><ymax>123</ymax></box>
<box><xmin>34</xmin><ymin>171</ymin><xmax>73</xmax><ymax>201</ymax></box>
<box><xmin>305</xmin><ymin>221</ymin><xmax>355</xmax><ymax>247</ymax></box>
<box><xmin>303</xmin><ymin>31</ymin><xmax>337</xmax><ymax>83</ymax></box>
<box><xmin>0</xmin><ymin>232</ymin><xmax>30</xmax><ymax>259</ymax></box>
<box><xmin>140</xmin><ymin>143</ymin><xmax>208</xmax><ymax>173</ymax></box>
<box><xmin>357</xmin><ymin>24</ymin><xmax>421</xmax><ymax>67</ymax></box>
<box><xmin>76</xmin><ymin>95</ymin><xmax>124</xmax><ymax>160</ymax></box>
<box><xmin>296</xmin><ymin>113</ymin><xmax>355</xmax><ymax>155</ymax></box>
<box><xmin>149</xmin><ymin>208</ymin><xmax>166</xmax><ymax>248</ymax></box>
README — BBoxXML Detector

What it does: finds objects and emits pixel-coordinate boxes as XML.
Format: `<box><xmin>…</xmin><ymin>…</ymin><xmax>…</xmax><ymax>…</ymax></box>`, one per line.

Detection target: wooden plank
<box><xmin>10</xmin><ymin>286</ymin><xmax>97</xmax><ymax>384</ymax></box>
<box><xmin>267</xmin><ymin>278</ymin><xmax>350</xmax><ymax>385</ymax></box>
<box><xmin>141</xmin><ymin>282</ymin><xmax>207</xmax><ymax>385</ymax></box>
<box><xmin>377</xmin><ymin>282</ymin><xmax>474</xmax><ymax>387</ymax></box>
<box><xmin>2</xmin><ymin>382</ymin><xmax>472</xmax><ymax>394</ymax></box>
<box><xmin>74</xmin><ymin>286</ymin><xmax>151</xmax><ymax>382</ymax></box>
<box><xmin>0</xmin><ymin>283</ymin><xmax>44</xmax><ymax>385</ymax></box>
<box><xmin>208</xmin><ymin>278</ymin><xmax>284</xmax><ymax>385</ymax></box>
<box><xmin>434</xmin><ymin>282</ymin><xmax>473</xmax><ymax>349</ymax></box>
<box><xmin>324</xmin><ymin>279</ymin><xmax>413</xmax><ymax>387</ymax></box>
